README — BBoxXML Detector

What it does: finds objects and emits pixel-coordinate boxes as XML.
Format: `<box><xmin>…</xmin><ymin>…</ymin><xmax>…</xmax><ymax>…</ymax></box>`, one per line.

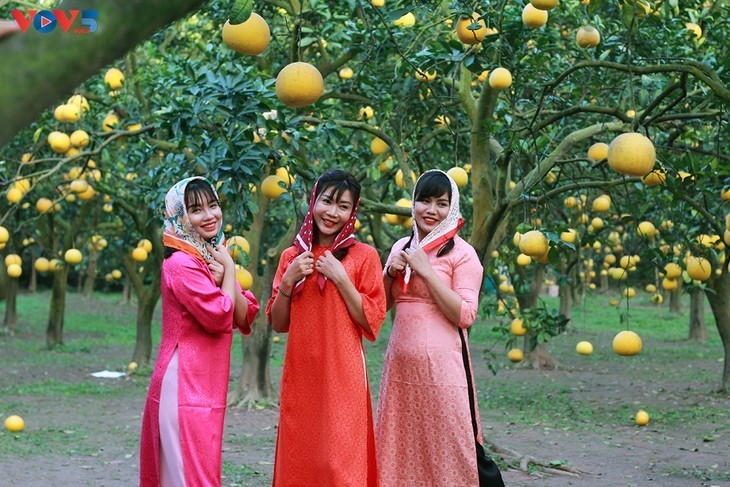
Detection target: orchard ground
<box><xmin>1</xmin><ymin>291</ymin><xmax>729</xmax><ymax>487</ymax></box>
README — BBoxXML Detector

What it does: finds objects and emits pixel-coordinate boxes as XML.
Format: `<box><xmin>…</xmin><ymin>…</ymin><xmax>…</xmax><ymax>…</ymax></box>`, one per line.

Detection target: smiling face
<box><xmin>414</xmin><ymin>192</ymin><xmax>450</xmax><ymax>240</ymax></box>
<box><xmin>312</xmin><ymin>188</ymin><xmax>354</xmax><ymax>246</ymax></box>
<box><xmin>185</xmin><ymin>186</ymin><xmax>222</xmax><ymax>241</ymax></box>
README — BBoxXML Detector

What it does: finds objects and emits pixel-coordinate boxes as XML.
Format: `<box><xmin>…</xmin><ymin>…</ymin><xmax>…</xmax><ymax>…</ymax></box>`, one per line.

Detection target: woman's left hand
<box><xmin>316</xmin><ymin>251</ymin><xmax>348</xmax><ymax>285</ymax></box>
<box><xmin>207</xmin><ymin>259</ymin><xmax>225</xmax><ymax>287</ymax></box>
<box><xmin>402</xmin><ymin>247</ymin><xmax>433</xmax><ymax>277</ymax></box>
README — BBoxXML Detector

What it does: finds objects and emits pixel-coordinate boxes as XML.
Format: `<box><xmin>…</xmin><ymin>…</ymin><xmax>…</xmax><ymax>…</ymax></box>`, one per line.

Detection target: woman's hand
<box><xmin>402</xmin><ymin>247</ymin><xmax>433</xmax><ymax>277</ymax></box>
<box><xmin>208</xmin><ymin>244</ymin><xmax>235</xmax><ymax>271</ymax></box>
<box><xmin>387</xmin><ymin>251</ymin><xmax>408</xmax><ymax>277</ymax></box>
<box><xmin>207</xmin><ymin>259</ymin><xmax>225</xmax><ymax>287</ymax></box>
<box><xmin>282</xmin><ymin>251</ymin><xmax>315</xmax><ymax>287</ymax></box>
<box><xmin>316</xmin><ymin>251</ymin><xmax>348</xmax><ymax>285</ymax></box>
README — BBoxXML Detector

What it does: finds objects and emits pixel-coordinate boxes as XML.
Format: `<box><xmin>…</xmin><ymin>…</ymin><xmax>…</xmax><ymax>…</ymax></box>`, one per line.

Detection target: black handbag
<box><xmin>459</xmin><ymin>328</ymin><xmax>506</xmax><ymax>487</ymax></box>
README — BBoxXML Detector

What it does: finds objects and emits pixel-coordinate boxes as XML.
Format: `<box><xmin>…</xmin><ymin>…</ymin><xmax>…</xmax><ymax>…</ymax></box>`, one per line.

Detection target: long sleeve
<box><xmin>451</xmin><ymin>242</ymin><xmax>484</xmax><ymax>328</ymax></box>
<box><xmin>166</xmin><ymin>254</ymin><xmax>234</xmax><ymax>334</ymax></box>
<box><xmin>356</xmin><ymin>245</ymin><xmax>387</xmax><ymax>342</ymax></box>
<box><xmin>234</xmin><ymin>280</ymin><xmax>260</xmax><ymax>335</ymax></box>
<box><xmin>266</xmin><ymin>247</ymin><xmax>296</xmax><ymax>324</ymax></box>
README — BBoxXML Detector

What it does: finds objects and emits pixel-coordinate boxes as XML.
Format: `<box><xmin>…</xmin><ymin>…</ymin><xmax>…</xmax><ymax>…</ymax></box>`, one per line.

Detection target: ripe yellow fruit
<box><xmin>36</xmin><ymin>198</ymin><xmax>53</xmax><ymax>214</ymax></box>
<box><xmin>519</xmin><ymin>230</ymin><xmax>549</xmax><ymax>257</ymax></box>
<box><xmin>70</xmin><ymin>179</ymin><xmax>89</xmax><ymax>194</ymax></box>
<box><xmin>721</xmin><ymin>188</ymin><xmax>730</xmax><ymax>201</ymax></box>
<box><xmin>560</xmin><ymin>229</ymin><xmax>577</xmax><ymax>244</ymax></box>
<box><xmin>637</xmin><ymin>221</ymin><xmax>656</xmax><ymax>239</ymax></box>
<box><xmin>642</xmin><ymin>168</ymin><xmax>666</xmax><ymax>186</ymax></box>
<box><xmin>662</xmin><ymin>278</ymin><xmax>678</xmax><ymax>291</ymax></box>
<box><xmin>636</xmin><ymin>410</ymin><xmax>650</xmax><ymax>426</ymax></box>
<box><xmin>371</xmin><ymin>0</ymin><xmax>384</xmax><ymax>7</ymax></box>
<box><xmin>275</xmin><ymin>167</ymin><xmax>295</xmax><ymax>188</ymax></box>
<box><xmin>67</xmin><ymin>94</ymin><xmax>90</xmax><ymax>113</ymax></box>
<box><xmin>607</xmin><ymin>133</ymin><xmax>656</xmax><ymax>177</ymax></box>
<box><xmin>339</xmin><ymin>67</ymin><xmax>354</xmax><ymax>79</ymax></box>
<box><xmin>111</xmin><ymin>269</ymin><xmax>122</xmax><ymax>279</ymax></box>
<box><xmin>34</xmin><ymin>257</ymin><xmax>50</xmax><ymax>273</ymax></box>
<box><xmin>236</xmin><ymin>266</ymin><xmax>253</xmax><ymax>290</ymax></box>
<box><xmin>5</xmin><ymin>254</ymin><xmax>21</xmax><ymax>267</ymax></box>
<box><xmin>102</xmin><ymin>112</ymin><xmax>120</xmax><ymax>131</ymax></box>
<box><xmin>531</xmin><ymin>0</ymin><xmax>558</xmax><ymax>10</ymax></box>
<box><xmin>358</xmin><ymin>106</ymin><xmax>374</xmax><ymax>120</ymax></box>
<box><xmin>127</xmin><ymin>362</ymin><xmax>138</xmax><ymax>372</ymax></box>
<box><xmin>261</xmin><ymin>175</ymin><xmax>287</xmax><ymax>199</ymax></box>
<box><xmin>516</xmin><ymin>253</ymin><xmax>532</xmax><ymax>266</ymax></box>
<box><xmin>507</xmin><ymin>349</ymin><xmax>524</xmax><ymax>363</ymax></box>
<box><xmin>395</xmin><ymin>169</ymin><xmax>417</xmax><ymax>189</ymax></box>
<box><xmin>591</xmin><ymin>217</ymin><xmax>604</xmax><ymax>230</ymax></box>
<box><xmin>132</xmin><ymin>247</ymin><xmax>149</xmax><ymax>262</ymax></box>
<box><xmin>227</xmin><ymin>236</ymin><xmax>251</xmax><ymax>259</ymax></box>
<box><xmin>414</xmin><ymin>69</ymin><xmax>437</xmax><ymax>82</ymax></box>
<box><xmin>624</xmin><ymin>287</ymin><xmax>636</xmax><ymax>298</ymax></box>
<box><xmin>652</xmin><ymin>293</ymin><xmax>664</xmax><ymax>304</ymax></box>
<box><xmin>576</xmin><ymin>25</ymin><xmax>600</xmax><ymax>47</ymax></box>
<box><xmin>393</xmin><ymin>12</ymin><xmax>415</xmax><ymax>27</ymax></box>
<box><xmin>447</xmin><ymin>167</ymin><xmax>469</xmax><ymax>188</ymax></box>
<box><xmin>276</xmin><ymin>62</ymin><xmax>324</xmax><ymax>108</ymax></box>
<box><xmin>222</xmin><ymin>14</ymin><xmax>271</xmax><ymax>55</ymax></box>
<box><xmin>61</xmin><ymin>103</ymin><xmax>81</xmax><ymax>123</ymax></box>
<box><xmin>4</xmin><ymin>415</ymin><xmax>24</xmax><ymax>432</ymax></box>
<box><xmin>77</xmin><ymin>186</ymin><xmax>96</xmax><ymax>201</ymax></box>
<box><xmin>456</xmin><ymin>13</ymin><xmax>487</xmax><ymax>45</ymax></box>
<box><xmin>477</xmin><ymin>70</ymin><xmax>489</xmax><ymax>83</ymax></box>
<box><xmin>612</xmin><ymin>330</ymin><xmax>642</xmax><ymax>356</ymax></box>
<box><xmin>564</xmin><ymin>196</ymin><xmax>578</xmax><ymax>209</ymax></box>
<box><xmin>522</xmin><ymin>4</ymin><xmax>548</xmax><ymax>28</ymax></box>
<box><xmin>48</xmin><ymin>131</ymin><xmax>71</xmax><ymax>154</ymax></box>
<box><xmin>489</xmin><ymin>67</ymin><xmax>513</xmax><ymax>90</ymax></box>
<box><xmin>587</xmin><ymin>142</ymin><xmax>609</xmax><ymax>161</ymax></box>
<box><xmin>370</xmin><ymin>137</ymin><xmax>389</xmax><ymax>155</ymax></box>
<box><xmin>104</xmin><ymin>68</ymin><xmax>125</xmax><ymax>90</ymax></box>
<box><xmin>664</xmin><ymin>262</ymin><xmax>681</xmax><ymax>279</ymax></box>
<box><xmin>592</xmin><ymin>195</ymin><xmax>610</xmax><ymax>212</ymax></box>
<box><xmin>645</xmin><ymin>284</ymin><xmax>657</xmax><ymax>293</ymax></box>
<box><xmin>576</xmin><ymin>341</ymin><xmax>593</xmax><ymax>355</ymax></box>
<box><xmin>686</xmin><ymin>256</ymin><xmax>711</xmax><ymax>281</ymax></box>
<box><xmin>511</xmin><ymin>318</ymin><xmax>527</xmax><ymax>336</ymax></box>
<box><xmin>7</xmin><ymin>264</ymin><xmax>22</xmax><ymax>278</ymax></box>
<box><xmin>64</xmin><ymin>248</ymin><xmax>83</xmax><ymax>265</ymax></box>
<box><xmin>138</xmin><ymin>239</ymin><xmax>153</xmax><ymax>253</ymax></box>
<box><xmin>685</xmin><ymin>22</ymin><xmax>702</xmax><ymax>39</ymax></box>
<box><xmin>0</xmin><ymin>227</ymin><xmax>9</xmax><ymax>245</ymax></box>
<box><xmin>70</xmin><ymin>130</ymin><xmax>90</xmax><ymax>148</ymax></box>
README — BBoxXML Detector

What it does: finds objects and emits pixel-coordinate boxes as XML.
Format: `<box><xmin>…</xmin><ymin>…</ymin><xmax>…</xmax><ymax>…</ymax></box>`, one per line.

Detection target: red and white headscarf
<box><xmin>162</xmin><ymin>177</ymin><xmax>225</xmax><ymax>261</ymax></box>
<box><xmin>293</xmin><ymin>179</ymin><xmax>360</xmax><ymax>294</ymax></box>
<box><xmin>403</xmin><ymin>169</ymin><xmax>463</xmax><ymax>288</ymax></box>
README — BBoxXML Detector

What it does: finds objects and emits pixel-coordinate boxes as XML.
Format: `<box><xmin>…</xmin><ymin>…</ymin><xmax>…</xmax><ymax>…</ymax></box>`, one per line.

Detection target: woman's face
<box><xmin>313</xmin><ymin>188</ymin><xmax>354</xmax><ymax>246</ymax></box>
<box><xmin>187</xmin><ymin>194</ymin><xmax>222</xmax><ymax>241</ymax></box>
<box><xmin>414</xmin><ymin>191</ymin><xmax>450</xmax><ymax>239</ymax></box>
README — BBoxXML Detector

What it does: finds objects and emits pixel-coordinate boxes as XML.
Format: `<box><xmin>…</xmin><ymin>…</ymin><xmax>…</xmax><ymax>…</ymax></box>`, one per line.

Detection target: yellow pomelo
<box><xmin>77</xmin><ymin>186</ymin><xmax>96</xmax><ymax>201</ymax></box>
<box><xmin>138</xmin><ymin>239</ymin><xmax>153</xmax><ymax>253</ymax></box>
<box><xmin>637</xmin><ymin>221</ymin><xmax>656</xmax><ymax>238</ymax></box>
<box><xmin>560</xmin><ymin>229</ymin><xmax>577</xmax><ymax>243</ymax></box>
<box><xmin>104</xmin><ymin>68</ymin><xmax>125</xmax><ymax>90</ymax></box>
<box><xmin>576</xmin><ymin>25</ymin><xmax>600</xmax><ymax>48</ymax></box>
<box><xmin>456</xmin><ymin>13</ymin><xmax>487</xmax><ymax>45</ymax></box>
<box><xmin>576</xmin><ymin>341</ymin><xmax>593</xmax><ymax>355</ymax></box>
<box><xmin>261</xmin><ymin>175</ymin><xmax>287</xmax><ymax>199</ymax></box>
<box><xmin>222</xmin><ymin>14</ymin><xmax>270</xmax><ymax>55</ymax></box>
<box><xmin>132</xmin><ymin>247</ymin><xmax>149</xmax><ymax>262</ymax></box>
<box><xmin>519</xmin><ymin>230</ymin><xmax>549</xmax><ymax>257</ymax></box>
<box><xmin>642</xmin><ymin>168</ymin><xmax>666</xmax><ymax>186</ymax></box>
<box><xmin>70</xmin><ymin>179</ymin><xmax>89</xmax><ymax>194</ymax></box>
<box><xmin>48</xmin><ymin>131</ymin><xmax>71</xmax><ymax>154</ymax></box>
<box><xmin>685</xmin><ymin>22</ymin><xmax>702</xmax><ymax>39</ymax></box>
<box><xmin>645</xmin><ymin>284</ymin><xmax>657</xmax><ymax>293</ymax></box>
<box><xmin>686</xmin><ymin>256</ymin><xmax>711</xmax><ymax>281</ymax></box>
<box><xmin>511</xmin><ymin>318</ymin><xmax>527</xmax><ymax>336</ymax></box>
<box><xmin>395</xmin><ymin>169</ymin><xmax>417</xmax><ymax>189</ymax></box>
<box><xmin>228</xmin><ymin>236</ymin><xmax>250</xmax><ymax>259</ymax></box>
<box><xmin>275</xmin><ymin>167</ymin><xmax>295</xmax><ymax>187</ymax></box>
<box><xmin>370</xmin><ymin>137</ymin><xmax>389</xmax><ymax>155</ymax></box>
<box><xmin>522</xmin><ymin>4</ymin><xmax>548</xmax><ymax>28</ymax></box>
<box><xmin>612</xmin><ymin>330</ymin><xmax>642</xmax><ymax>356</ymax></box>
<box><xmin>70</xmin><ymin>130</ymin><xmax>90</xmax><ymax>148</ymax></box>
<box><xmin>111</xmin><ymin>269</ymin><xmax>122</xmax><ymax>279</ymax></box>
<box><xmin>635</xmin><ymin>410</ymin><xmax>649</xmax><ymax>426</ymax></box>
<box><xmin>236</xmin><ymin>266</ymin><xmax>253</xmax><ymax>290</ymax></box>
<box><xmin>587</xmin><ymin>142</ymin><xmax>608</xmax><ymax>161</ymax></box>
<box><xmin>607</xmin><ymin>133</ymin><xmax>656</xmax><ymax>177</ymax></box>
<box><xmin>0</xmin><ymin>226</ymin><xmax>9</xmax><ymax>244</ymax></box>
<box><xmin>7</xmin><ymin>263</ymin><xmax>22</xmax><ymax>278</ymax></box>
<box><xmin>5</xmin><ymin>254</ymin><xmax>21</xmax><ymax>266</ymax></box>
<box><xmin>662</xmin><ymin>277</ymin><xmax>678</xmax><ymax>291</ymax></box>
<box><xmin>447</xmin><ymin>167</ymin><xmax>469</xmax><ymax>187</ymax></box>
<box><xmin>393</xmin><ymin>12</ymin><xmax>415</xmax><ymax>27</ymax></box>
<box><xmin>531</xmin><ymin>0</ymin><xmax>558</xmax><ymax>10</ymax></box>
<box><xmin>67</xmin><ymin>94</ymin><xmax>90</xmax><ymax>113</ymax></box>
<box><xmin>4</xmin><ymin>415</ymin><xmax>24</xmax><ymax>432</ymax></box>
<box><xmin>34</xmin><ymin>257</ymin><xmax>50</xmax><ymax>273</ymax></box>
<box><xmin>664</xmin><ymin>262</ymin><xmax>681</xmax><ymax>279</ymax></box>
<box><xmin>489</xmin><ymin>67</ymin><xmax>513</xmax><ymax>90</ymax></box>
<box><xmin>102</xmin><ymin>112</ymin><xmax>120</xmax><ymax>131</ymax></box>
<box><xmin>339</xmin><ymin>67</ymin><xmax>354</xmax><ymax>79</ymax></box>
<box><xmin>592</xmin><ymin>195</ymin><xmax>610</xmax><ymax>212</ymax></box>
<box><xmin>64</xmin><ymin>248</ymin><xmax>83</xmax><ymax>265</ymax></box>
<box><xmin>36</xmin><ymin>198</ymin><xmax>53</xmax><ymax>214</ymax></box>
<box><xmin>507</xmin><ymin>349</ymin><xmax>524</xmax><ymax>363</ymax></box>
<box><xmin>275</xmin><ymin>62</ymin><xmax>324</xmax><ymax>108</ymax></box>
<box><xmin>516</xmin><ymin>253</ymin><xmax>532</xmax><ymax>266</ymax></box>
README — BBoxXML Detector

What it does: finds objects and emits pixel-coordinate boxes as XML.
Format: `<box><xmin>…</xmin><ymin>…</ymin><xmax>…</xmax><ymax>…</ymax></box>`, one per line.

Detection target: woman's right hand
<box><xmin>208</xmin><ymin>244</ymin><xmax>235</xmax><ymax>271</ymax></box>
<box><xmin>281</xmin><ymin>251</ymin><xmax>315</xmax><ymax>286</ymax></box>
<box><xmin>388</xmin><ymin>251</ymin><xmax>408</xmax><ymax>276</ymax></box>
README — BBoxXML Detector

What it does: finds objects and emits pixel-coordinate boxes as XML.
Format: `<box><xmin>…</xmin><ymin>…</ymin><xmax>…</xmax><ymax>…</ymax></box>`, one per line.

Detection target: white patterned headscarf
<box><xmin>162</xmin><ymin>177</ymin><xmax>225</xmax><ymax>261</ymax></box>
<box><xmin>403</xmin><ymin>169</ymin><xmax>463</xmax><ymax>287</ymax></box>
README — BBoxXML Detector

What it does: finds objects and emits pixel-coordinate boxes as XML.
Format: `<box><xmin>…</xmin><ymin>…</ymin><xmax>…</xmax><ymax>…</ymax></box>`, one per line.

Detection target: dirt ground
<box><xmin>2</xmin><ymin>308</ymin><xmax>729</xmax><ymax>486</ymax></box>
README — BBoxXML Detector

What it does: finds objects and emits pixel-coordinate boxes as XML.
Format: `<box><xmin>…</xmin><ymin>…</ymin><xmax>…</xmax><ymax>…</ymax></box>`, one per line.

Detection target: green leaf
<box><xmin>230</xmin><ymin>0</ymin><xmax>253</xmax><ymax>25</ymax></box>
<box><xmin>587</xmin><ymin>0</ymin><xmax>605</xmax><ymax>16</ymax></box>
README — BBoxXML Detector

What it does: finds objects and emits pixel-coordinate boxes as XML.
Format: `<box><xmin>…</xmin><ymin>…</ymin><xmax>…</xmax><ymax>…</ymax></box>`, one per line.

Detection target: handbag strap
<box><xmin>458</xmin><ymin>327</ymin><xmax>480</xmax><ymax>443</ymax></box>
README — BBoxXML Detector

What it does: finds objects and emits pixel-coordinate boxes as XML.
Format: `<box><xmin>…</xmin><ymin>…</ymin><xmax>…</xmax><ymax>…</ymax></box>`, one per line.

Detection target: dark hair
<box><xmin>313</xmin><ymin>170</ymin><xmax>360</xmax><ymax>260</ymax></box>
<box><xmin>403</xmin><ymin>171</ymin><xmax>455</xmax><ymax>257</ymax></box>
<box><xmin>164</xmin><ymin>179</ymin><xmax>220</xmax><ymax>259</ymax></box>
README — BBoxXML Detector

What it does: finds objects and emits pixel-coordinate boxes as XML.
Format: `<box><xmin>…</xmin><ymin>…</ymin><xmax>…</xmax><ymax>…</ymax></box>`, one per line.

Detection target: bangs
<box><xmin>414</xmin><ymin>172</ymin><xmax>451</xmax><ymax>201</ymax></box>
<box><xmin>319</xmin><ymin>181</ymin><xmax>354</xmax><ymax>203</ymax></box>
<box><xmin>184</xmin><ymin>179</ymin><xmax>218</xmax><ymax>210</ymax></box>
<box><xmin>315</xmin><ymin>170</ymin><xmax>361</xmax><ymax>203</ymax></box>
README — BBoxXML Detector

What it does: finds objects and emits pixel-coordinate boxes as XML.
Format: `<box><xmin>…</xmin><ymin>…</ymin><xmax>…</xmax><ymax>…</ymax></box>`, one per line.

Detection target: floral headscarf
<box><xmin>293</xmin><ymin>178</ymin><xmax>359</xmax><ymax>294</ymax></box>
<box><xmin>162</xmin><ymin>177</ymin><xmax>225</xmax><ymax>261</ymax></box>
<box><xmin>403</xmin><ymin>169</ymin><xmax>463</xmax><ymax>287</ymax></box>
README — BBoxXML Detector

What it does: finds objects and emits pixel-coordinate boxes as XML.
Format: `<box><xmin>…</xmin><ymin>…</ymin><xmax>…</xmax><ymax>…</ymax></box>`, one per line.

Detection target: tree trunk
<box><xmin>3</xmin><ymin>276</ymin><xmax>18</xmax><ymax>333</ymax></box>
<box><xmin>669</xmin><ymin>285</ymin><xmax>683</xmax><ymax>315</ymax></box>
<box><xmin>518</xmin><ymin>266</ymin><xmax>559</xmax><ymax>369</ymax></box>
<box><xmin>131</xmin><ymin>287</ymin><xmax>160</xmax><ymax>367</ymax></box>
<box><xmin>688</xmin><ymin>288</ymin><xmax>707</xmax><ymax>342</ymax></box>
<box><xmin>705</xmin><ymin>271</ymin><xmax>730</xmax><ymax>392</ymax></box>
<box><xmin>46</xmin><ymin>268</ymin><xmax>69</xmax><ymax>348</ymax></box>
<box><xmin>0</xmin><ymin>264</ymin><xmax>7</xmax><ymax>301</ymax></box>
<box><xmin>82</xmin><ymin>247</ymin><xmax>98</xmax><ymax>297</ymax></box>
<box><xmin>599</xmin><ymin>272</ymin><xmax>609</xmax><ymax>293</ymax></box>
<box><xmin>559</xmin><ymin>283</ymin><xmax>572</xmax><ymax>330</ymax></box>
<box><xmin>28</xmin><ymin>247</ymin><xmax>37</xmax><ymax>293</ymax></box>
<box><xmin>0</xmin><ymin>0</ymin><xmax>207</xmax><ymax>146</ymax></box>
<box><xmin>120</xmin><ymin>274</ymin><xmax>132</xmax><ymax>305</ymax></box>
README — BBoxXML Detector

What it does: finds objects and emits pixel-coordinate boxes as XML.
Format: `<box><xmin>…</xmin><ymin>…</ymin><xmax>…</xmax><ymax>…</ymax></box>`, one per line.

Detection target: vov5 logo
<box><xmin>11</xmin><ymin>10</ymin><xmax>98</xmax><ymax>34</ymax></box>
